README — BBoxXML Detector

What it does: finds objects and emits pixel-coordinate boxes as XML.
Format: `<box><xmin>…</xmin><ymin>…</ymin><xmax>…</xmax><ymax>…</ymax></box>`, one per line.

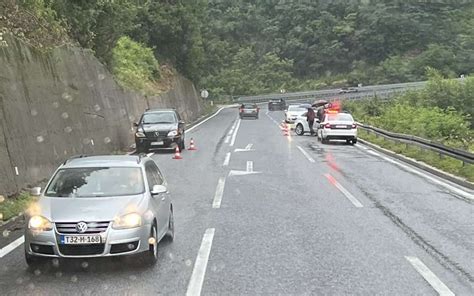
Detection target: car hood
<box><xmin>36</xmin><ymin>194</ymin><xmax>147</xmax><ymax>222</ymax></box>
<box><xmin>142</xmin><ymin>123</ymin><xmax>177</xmax><ymax>132</ymax></box>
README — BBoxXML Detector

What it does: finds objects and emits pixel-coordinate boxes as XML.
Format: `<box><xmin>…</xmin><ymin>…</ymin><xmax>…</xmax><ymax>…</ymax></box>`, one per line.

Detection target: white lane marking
<box><xmin>405</xmin><ymin>256</ymin><xmax>455</xmax><ymax>296</ymax></box>
<box><xmin>146</xmin><ymin>152</ymin><xmax>154</xmax><ymax>157</ymax></box>
<box><xmin>324</xmin><ymin>174</ymin><xmax>363</xmax><ymax>208</ymax></box>
<box><xmin>223</xmin><ymin>152</ymin><xmax>231</xmax><ymax>167</ymax></box>
<box><xmin>224</xmin><ymin>135</ymin><xmax>231</xmax><ymax>144</ymax></box>
<box><xmin>186</xmin><ymin>228</ymin><xmax>215</xmax><ymax>296</ymax></box>
<box><xmin>234</xmin><ymin>143</ymin><xmax>254</xmax><ymax>152</ymax></box>
<box><xmin>247</xmin><ymin>161</ymin><xmax>253</xmax><ymax>172</ymax></box>
<box><xmin>212</xmin><ymin>177</ymin><xmax>226</xmax><ymax>208</ymax></box>
<box><xmin>229</xmin><ymin>119</ymin><xmax>241</xmax><ymax>147</ymax></box>
<box><xmin>265</xmin><ymin>112</ymin><xmax>280</xmax><ymax>127</ymax></box>
<box><xmin>0</xmin><ymin>236</ymin><xmax>25</xmax><ymax>258</ymax></box>
<box><xmin>187</xmin><ymin>107</ymin><xmax>225</xmax><ymax>133</ymax></box>
<box><xmin>228</xmin><ymin>170</ymin><xmax>260</xmax><ymax>176</ymax></box>
<box><xmin>297</xmin><ymin>146</ymin><xmax>315</xmax><ymax>163</ymax></box>
<box><xmin>362</xmin><ymin>146</ymin><xmax>473</xmax><ymax>201</ymax></box>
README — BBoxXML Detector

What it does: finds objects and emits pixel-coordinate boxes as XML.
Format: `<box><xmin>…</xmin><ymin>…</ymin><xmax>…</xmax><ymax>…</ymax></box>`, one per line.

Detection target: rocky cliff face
<box><xmin>0</xmin><ymin>34</ymin><xmax>204</xmax><ymax>195</ymax></box>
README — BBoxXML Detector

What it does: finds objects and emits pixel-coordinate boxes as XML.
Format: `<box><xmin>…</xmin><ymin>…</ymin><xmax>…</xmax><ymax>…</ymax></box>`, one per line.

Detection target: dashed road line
<box><xmin>405</xmin><ymin>256</ymin><xmax>455</xmax><ymax>296</ymax></box>
<box><xmin>246</xmin><ymin>161</ymin><xmax>253</xmax><ymax>172</ymax></box>
<box><xmin>324</xmin><ymin>173</ymin><xmax>363</xmax><ymax>208</ymax></box>
<box><xmin>297</xmin><ymin>146</ymin><xmax>315</xmax><ymax>163</ymax></box>
<box><xmin>223</xmin><ymin>152</ymin><xmax>231</xmax><ymax>166</ymax></box>
<box><xmin>229</xmin><ymin>119</ymin><xmax>241</xmax><ymax>147</ymax></box>
<box><xmin>186</xmin><ymin>228</ymin><xmax>215</xmax><ymax>296</ymax></box>
<box><xmin>212</xmin><ymin>177</ymin><xmax>226</xmax><ymax>208</ymax></box>
<box><xmin>0</xmin><ymin>236</ymin><xmax>24</xmax><ymax>258</ymax></box>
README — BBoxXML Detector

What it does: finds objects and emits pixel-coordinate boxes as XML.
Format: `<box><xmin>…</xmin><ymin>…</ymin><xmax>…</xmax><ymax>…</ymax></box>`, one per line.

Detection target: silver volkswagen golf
<box><xmin>24</xmin><ymin>155</ymin><xmax>174</xmax><ymax>266</ymax></box>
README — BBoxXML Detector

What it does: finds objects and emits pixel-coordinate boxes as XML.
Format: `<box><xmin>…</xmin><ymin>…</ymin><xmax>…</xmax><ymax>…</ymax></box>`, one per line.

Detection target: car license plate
<box><xmin>151</xmin><ymin>141</ymin><xmax>164</xmax><ymax>145</ymax></box>
<box><xmin>335</xmin><ymin>125</ymin><xmax>347</xmax><ymax>129</ymax></box>
<box><xmin>60</xmin><ymin>235</ymin><xmax>102</xmax><ymax>245</ymax></box>
<box><xmin>244</xmin><ymin>110</ymin><xmax>253</xmax><ymax>113</ymax></box>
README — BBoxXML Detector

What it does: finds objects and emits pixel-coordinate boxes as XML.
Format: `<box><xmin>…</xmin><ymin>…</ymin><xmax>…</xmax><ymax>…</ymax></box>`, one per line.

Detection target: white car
<box><xmin>317</xmin><ymin>112</ymin><xmax>358</xmax><ymax>144</ymax></box>
<box><xmin>294</xmin><ymin>112</ymin><xmax>317</xmax><ymax>136</ymax></box>
<box><xmin>285</xmin><ymin>105</ymin><xmax>308</xmax><ymax>123</ymax></box>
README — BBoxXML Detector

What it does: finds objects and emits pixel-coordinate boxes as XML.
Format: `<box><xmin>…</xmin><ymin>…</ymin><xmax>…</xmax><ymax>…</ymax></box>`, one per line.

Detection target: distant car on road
<box><xmin>285</xmin><ymin>104</ymin><xmax>308</xmax><ymax>123</ymax></box>
<box><xmin>134</xmin><ymin>108</ymin><xmax>186</xmax><ymax>152</ymax></box>
<box><xmin>268</xmin><ymin>99</ymin><xmax>286</xmax><ymax>111</ymax></box>
<box><xmin>317</xmin><ymin>112</ymin><xmax>358</xmax><ymax>144</ymax></box>
<box><xmin>24</xmin><ymin>155</ymin><xmax>174</xmax><ymax>266</ymax></box>
<box><xmin>338</xmin><ymin>87</ymin><xmax>359</xmax><ymax>94</ymax></box>
<box><xmin>239</xmin><ymin>103</ymin><xmax>259</xmax><ymax>119</ymax></box>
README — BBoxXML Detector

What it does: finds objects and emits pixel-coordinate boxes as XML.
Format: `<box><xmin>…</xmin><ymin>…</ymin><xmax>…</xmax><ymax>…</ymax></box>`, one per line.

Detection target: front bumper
<box><xmin>25</xmin><ymin>223</ymin><xmax>151</xmax><ymax>258</ymax></box>
<box><xmin>136</xmin><ymin>135</ymin><xmax>180</xmax><ymax>147</ymax></box>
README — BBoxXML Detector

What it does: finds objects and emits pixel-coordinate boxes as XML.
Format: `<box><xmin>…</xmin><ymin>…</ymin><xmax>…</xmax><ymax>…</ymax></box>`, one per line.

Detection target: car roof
<box><xmin>62</xmin><ymin>155</ymin><xmax>150</xmax><ymax>168</ymax></box>
<box><xmin>144</xmin><ymin>108</ymin><xmax>177</xmax><ymax>114</ymax></box>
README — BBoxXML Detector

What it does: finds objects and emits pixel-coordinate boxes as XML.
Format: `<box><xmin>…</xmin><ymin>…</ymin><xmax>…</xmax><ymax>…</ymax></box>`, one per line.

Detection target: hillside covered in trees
<box><xmin>3</xmin><ymin>0</ymin><xmax>474</xmax><ymax>97</ymax></box>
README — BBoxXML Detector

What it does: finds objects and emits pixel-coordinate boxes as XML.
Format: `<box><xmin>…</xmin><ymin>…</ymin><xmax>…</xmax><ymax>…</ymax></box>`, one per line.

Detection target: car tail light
<box><xmin>239</xmin><ymin>108</ymin><xmax>243</xmax><ymax>113</ymax></box>
<box><xmin>324</xmin><ymin>123</ymin><xmax>331</xmax><ymax>129</ymax></box>
<box><xmin>352</xmin><ymin>123</ymin><xmax>357</xmax><ymax>129</ymax></box>
<box><xmin>257</xmin><ymin>107</ymin><xmax>260</xmax><ymax>112</ymax></box>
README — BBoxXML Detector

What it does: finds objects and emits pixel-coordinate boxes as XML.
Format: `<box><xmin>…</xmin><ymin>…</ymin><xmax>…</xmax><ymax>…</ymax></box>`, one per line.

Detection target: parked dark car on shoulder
<box><xmin>268</xmin><ymin>99</ymin><xmax>286</xmax><ymax>111</ymax></box>
<box><xmin>134</xmin><ymin>108</ymin><xmax>185</xmax><ymax>153</ymax></box>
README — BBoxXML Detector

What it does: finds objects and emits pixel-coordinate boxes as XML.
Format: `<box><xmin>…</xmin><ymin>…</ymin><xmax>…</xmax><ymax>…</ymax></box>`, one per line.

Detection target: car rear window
<box><xmin>242</xmin><ymin>104</ymin><xmax>257</xmax><ymax>109</ymax></box>
<box><xmin>326</xmin><ymin>113</ymin><xmax>354</xmax><ymax>122</ymax></box>
<box><xmin>45</xmin><ymin>167</ymin><xmax>145</xmax><ymax>197</ymax></box>
<box><xmin>288</xmin><ymin>106</ymin><xmax>306</xmax><ymax>112</ymax></box>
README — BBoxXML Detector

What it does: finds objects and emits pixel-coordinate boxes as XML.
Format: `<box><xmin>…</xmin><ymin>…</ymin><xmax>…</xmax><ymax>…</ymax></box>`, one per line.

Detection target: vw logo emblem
<box><xmin>76</xmin><ymin>222</ymin><xmax>88</xmax><ymax>233</ymax></box>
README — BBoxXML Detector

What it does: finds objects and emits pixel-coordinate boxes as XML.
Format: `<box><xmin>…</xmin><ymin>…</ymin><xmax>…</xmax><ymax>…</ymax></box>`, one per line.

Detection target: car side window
<box><xmin>150</xmin><ymin>162</ymin><xmax>164</xmax><ymax>185</ymax></box>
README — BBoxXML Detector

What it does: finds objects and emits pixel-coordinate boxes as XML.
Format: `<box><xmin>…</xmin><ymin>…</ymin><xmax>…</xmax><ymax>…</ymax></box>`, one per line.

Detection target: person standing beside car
<box><xmin>306</xmin><ymin>107</ymin><xmax>316</xmax><ymax>135</ymax></box>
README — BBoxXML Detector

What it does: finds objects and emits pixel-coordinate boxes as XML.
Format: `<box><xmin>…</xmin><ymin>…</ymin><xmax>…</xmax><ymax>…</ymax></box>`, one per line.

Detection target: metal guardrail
<box><xmin>357</xmin><ymin>124</ymin><xmax>474</xmax><ymax>165</ymax></box>
<box><xmin>236</xmin><ymin>81</ymin><xmax>427</xmax><ymax>103</ymax></box>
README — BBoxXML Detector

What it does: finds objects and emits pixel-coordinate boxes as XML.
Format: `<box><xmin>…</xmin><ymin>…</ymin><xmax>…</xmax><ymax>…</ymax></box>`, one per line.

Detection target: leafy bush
<box><xmin>112</xmin><ymin>36</ymin><xmax>160</xmax><ymax>94</ymax></box>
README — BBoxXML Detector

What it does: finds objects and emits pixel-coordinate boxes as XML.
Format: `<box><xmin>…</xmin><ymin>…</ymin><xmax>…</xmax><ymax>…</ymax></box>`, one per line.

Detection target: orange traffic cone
<box><xmin>188</xmin><ymin>138</ymin><xmax>197</xmax><ymax>151</ymax></box>
<box><xmin>283</xmin><ymin>124</ymin><xmax>289</xmax><ymax>136</ymax></box>
<box><xmin>172</xmin><ymin>146</ymin><xmax>183</xmax><ymax>159</ymax></box>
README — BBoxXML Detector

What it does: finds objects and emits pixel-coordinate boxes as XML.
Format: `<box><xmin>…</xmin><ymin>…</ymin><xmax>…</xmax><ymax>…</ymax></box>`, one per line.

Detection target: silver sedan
<box><xmin>24</xmin><ymin>155</ymin><xmax>174</xmax><ymax>266</ymax></box>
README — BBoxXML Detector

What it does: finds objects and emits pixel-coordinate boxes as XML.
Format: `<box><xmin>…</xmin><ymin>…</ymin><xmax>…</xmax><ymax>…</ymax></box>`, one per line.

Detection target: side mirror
<box><xmin>316</xmin><ymin>119</ymin><xmax>320</xmax><ymax>123</ymax></box>
<box><xmin>31</xmin><ymin>187</ymin><xmax>42</xmax><ymax>196</ymax></box>
<box><xmin>151</xmin><ymin>185</ymin><xmax>167</xmax><ymax>195</ymax></box>
<box><xmin>133</xmin><ymin>122</ymin><xmax>138</xmax><ymax>127</ymax></box>
<box><xmin>178</xmin><ymin>120</ymin><xmax>185</xmax><ymax>125</ymax></box>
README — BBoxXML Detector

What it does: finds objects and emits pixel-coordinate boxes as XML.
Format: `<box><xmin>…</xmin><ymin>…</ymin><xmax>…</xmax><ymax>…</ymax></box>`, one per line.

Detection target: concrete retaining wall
<box><xmin>0</xmin><ymin>35</ymin><xmax>204</xmax><ymax>196</ymax></box>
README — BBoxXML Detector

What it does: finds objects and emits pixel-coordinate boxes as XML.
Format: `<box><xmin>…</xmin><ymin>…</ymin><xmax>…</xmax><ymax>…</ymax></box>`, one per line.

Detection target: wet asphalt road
<box><xmin>0</xmin><ymin>106</ymin><xmax>473</xmax><ymax>295</ymax></box>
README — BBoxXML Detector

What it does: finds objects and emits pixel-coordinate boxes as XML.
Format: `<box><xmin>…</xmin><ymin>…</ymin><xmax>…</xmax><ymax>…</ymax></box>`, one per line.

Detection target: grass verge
<box><xmin>0</xmin><ymin>192</ymin><xmax>36</xmax><ymax>223</ymax></box>
<box><xmin>358</xmin><ymin>129</ymin><xmax>474</xmax><ymax>183</ymax></box>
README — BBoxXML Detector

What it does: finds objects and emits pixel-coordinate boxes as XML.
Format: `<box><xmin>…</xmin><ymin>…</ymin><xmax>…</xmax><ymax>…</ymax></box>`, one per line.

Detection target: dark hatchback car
<box><xmin>268</xmin><ymin>99</ymin><xmax>286</xmax><ymax>111</ymax></box>
<box><xmin>239</xmin><ymin>104</ymin><xmax>259</xmax><ymax>119</ymax></box>
<box><xmin>134</xmin><ymin>109</ymin><xmax>185</xmax><ymax>153</ymax></box>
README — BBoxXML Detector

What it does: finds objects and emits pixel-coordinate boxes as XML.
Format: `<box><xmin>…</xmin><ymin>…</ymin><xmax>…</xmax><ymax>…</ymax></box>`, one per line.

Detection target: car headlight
<box><xmin>28</xmin><ymin>215</ymin><xmax>53</xmax><ymax>231</ymax></box>
<box><xmin>167</xmin><ymin>130</ymin><xmax>178</xmax><ymax>137</ymax></box>
<box><xmin>112</xmin><ymin>213</ymin><xmax>142</xmax><ymax>229</ymax></box>
<box><xmin>135</xmin><ymin>131</ymin><xmax>146</xmax><ymax>138</ymax></box>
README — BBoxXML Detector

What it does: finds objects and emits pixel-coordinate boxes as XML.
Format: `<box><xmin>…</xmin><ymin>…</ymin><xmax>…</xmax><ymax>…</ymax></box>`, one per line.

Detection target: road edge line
<box><xmin>0</xmin><ymin>235</ymin><xmax>25</xmax><ymax>258</ymax></box>
<box><xmin>297</xmin><ymin>146</ymin><xmax>315</xmax><ymax>163</ymax></box>
<box><xmin>358</xmin><ymin>139</ymin><xmax>474</xmax><ymax>191</ymax></box>
<box><xmin>324</xmin><ymin>174</ymin><xmax>363</xmax><ymax>208</ymax></box>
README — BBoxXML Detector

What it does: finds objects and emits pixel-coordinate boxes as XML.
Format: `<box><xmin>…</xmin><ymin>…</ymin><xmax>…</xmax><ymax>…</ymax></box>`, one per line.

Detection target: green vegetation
<box><xmin>358</xmin><ymin>130</ymin><xmax>474</xmax><ymax>183</ymax></box>
<box><xmin>0</xmin><ymin>192</ymin><xmax>35</xmax><ymax>222</ymax></box>
<box><xmin>112</xmin><ymin>36</ymin><xmax>160</xmax><ymax>94</ymax></box>
<box><xmin>7</xmin><ymin>1</ymin><xmax>474</xmax><ymax>98</ymax></box>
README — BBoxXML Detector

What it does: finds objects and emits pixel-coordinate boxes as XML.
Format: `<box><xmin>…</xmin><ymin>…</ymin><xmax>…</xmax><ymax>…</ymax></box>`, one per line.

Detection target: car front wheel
<box><xmin>295</xmin><ymin>124</ymin><xmax>304</xmax><ymax>136</ymax></box>
<box><xmin>144</xmin><ymin>224</ymin><xmax>158</xmax><ymax>265</ymax></box>
<box><xmin>165</xmin><ymin>209</ymin><xmax>174</xmax><ymax>241</ymax></box>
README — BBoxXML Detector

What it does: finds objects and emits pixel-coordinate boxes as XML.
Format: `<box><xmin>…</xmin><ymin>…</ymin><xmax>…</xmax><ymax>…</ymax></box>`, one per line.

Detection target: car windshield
<box><xmin>326</xmin><ymin>113</ymin><xmax>354</xmax><ymax>122</ymax></box>
<box><xmin>142</xmin><ymin>112</ymin><xmax>176</xmax><ymax>124</ymax></box>
<box><xmin>243</xmin><ymin>104</ymin><xmax>257</xmax><ymax>109</ymax></box>
<box><xmin>45</xmin><ymin>167</ymin><xmax>145</xmax><ymax>197</ymax></box>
